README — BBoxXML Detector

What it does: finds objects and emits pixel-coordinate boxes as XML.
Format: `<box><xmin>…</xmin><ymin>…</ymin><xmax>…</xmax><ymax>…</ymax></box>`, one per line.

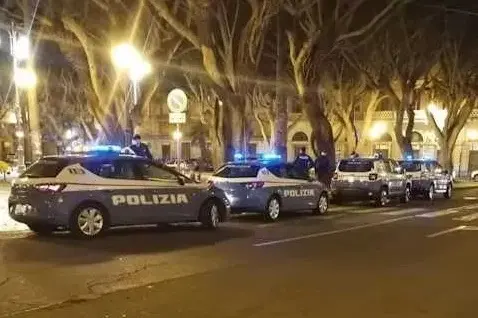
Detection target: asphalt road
<box><xmin>2</xmin><ymin>188</ymin><xmax>478</xmax><ymax>317</ymax></box>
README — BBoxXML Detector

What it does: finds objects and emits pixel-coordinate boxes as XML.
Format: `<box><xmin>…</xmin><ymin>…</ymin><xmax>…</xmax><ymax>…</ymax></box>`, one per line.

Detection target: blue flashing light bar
<box><xmin>261</xmin><ymin>153</ymin><xmax>281</xmax><ymax>161</ymax></box>
<box><xmin>234</xmin><ymin>153</ymin><xmax>244</xmax><ymax>160</ymax></box>
<box><xmin>91</xmin><ymin>145</ymin><xmax>122</xmax><ymax>152</ymax></box>
<box><xmin>66</xmin><ymin>144</ymin><xmax>122</xmax><ymax>154</ymax></box>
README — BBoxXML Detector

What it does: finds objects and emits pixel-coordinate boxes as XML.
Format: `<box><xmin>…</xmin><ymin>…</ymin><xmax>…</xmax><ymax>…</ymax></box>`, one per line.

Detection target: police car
<box><xmin>8</xmin><ymin>146</ymin><xmax>230</xmax><ymax>238</ymax></box>
<box><xmin>331</xmin><ymin>156</ymin><xmax>411</xmax><ymax>206</ymax></box>
<box><xmin>208</xmin><ymin>154</ymin><xmax>329</xmax><ymax>221</ymax></box>
<box><xmin>398</xmin><ymin>159</ymin><xmax>453</xmax><ymax>200</ymax></box>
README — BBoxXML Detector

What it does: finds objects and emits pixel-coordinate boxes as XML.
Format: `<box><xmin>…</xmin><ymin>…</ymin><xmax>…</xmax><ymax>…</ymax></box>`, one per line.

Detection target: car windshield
<box><xmin>399</xmin><ymin>161</ymin><xmax>421</xmax><ymax>172</ymax></box>
<box><xmin>20</xmin><ymin>158</ymin><xmax>68</xmax><ymax>178</ymax></box>
<box><xmin>213</xmin><ymin>164</ymin><xmax>260</xmax><ymax>178</ymax></box>
<box><xmin>338</xmin><ymin>160</ymin><xmax>373</xmax><ymax>172</ymax></box>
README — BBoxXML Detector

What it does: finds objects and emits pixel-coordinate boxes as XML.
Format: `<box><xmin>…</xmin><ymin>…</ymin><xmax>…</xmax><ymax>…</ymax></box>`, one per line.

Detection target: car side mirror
<box><xmin>177</xmin><ymin>177</ymin><xmax>185</xmax><ymax>186</ymax></box>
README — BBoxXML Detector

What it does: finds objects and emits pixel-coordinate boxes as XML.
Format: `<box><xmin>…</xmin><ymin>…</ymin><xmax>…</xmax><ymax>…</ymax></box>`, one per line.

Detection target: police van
<box><xmin>209</xmin><ymin>154</ymin><xmax>329</xmax><ymax>221</ymax></box>
<box><xmin>8</xmin><ymin>146</ymin><xmax>230</xmax><ymax>238</ymax></box>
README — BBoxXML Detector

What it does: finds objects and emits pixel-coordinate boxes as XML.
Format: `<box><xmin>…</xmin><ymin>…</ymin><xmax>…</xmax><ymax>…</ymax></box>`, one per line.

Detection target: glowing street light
<box><xmin>14</xmin><ymin>68</ymin><xmax>37</xmax><ymax>88</ymax></box>
<box><xmin>111</xmin><ymin>43</ymin><xmax>151</xmax><ymax>146</ymax></box>
<box><xmin>369</xmin><ymin>121</ymin><xmax>387</xmax><ymax>140</ymax></box>
<box><xmin>64</xmin><ymin>128</ymin><xmax>76</xmax><ymax>140</ymax></box>
<box><xmin>172</xmin><ymin>130</ymin><xmax>183</xmax><ymax>141</ymax></box>
<box><xmin>111</xmin><ymin>43</ymin><xmax>142</xmax><ymax>70</ymax></box>
<box><xmin>15</xmin><ymin>130</ymin><xmax>24</xmax><ymax>138</ymax></box>
<box><xmin>12</xmin><ymin>34</ymin><xmax>30</xmax><ymax>60</ymax></box>
<box><xmin>467</xmin><ymin>129</ymin><xmax>478</xmax><ymax>141</ymax></box>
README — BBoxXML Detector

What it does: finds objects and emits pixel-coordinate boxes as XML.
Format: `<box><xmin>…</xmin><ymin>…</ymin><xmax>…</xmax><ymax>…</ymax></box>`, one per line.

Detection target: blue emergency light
<box><xmin>234</xmin><ymin>153</ymin><xmax>244</xmax><ymax>160</ymax></box>
<box><xmin>262</xmin><ymin>153</ymin><xmax>281</xmax><ymax>160</ymax></box>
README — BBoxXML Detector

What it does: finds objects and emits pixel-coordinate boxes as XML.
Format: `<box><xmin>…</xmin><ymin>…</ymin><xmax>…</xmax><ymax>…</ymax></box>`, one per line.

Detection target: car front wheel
<box><xmin>401</xmin><ymin>186</ymin><xmax>411</xmax><ymax>203</ymax></box>
<box><xmin>376</xmin><ymin>188</ymin><xmax>388</xmax><ymax>207</ymax></box>
<box><xmin>444</xmin><ymin>184</ymin><xmax>452</xmax><ymax>199</ymax></box>
<box><xmin>314</xmin><ymin>193</ymin><xmax>329</xmax><ymax>215</ymax></box>
<box><xmin>70</xmin><ymin>204</ymin><xmax>109</xmax><ymax>238</ymax></box>
<box><xmin>199</xmin><ymin>200</ymin><xmax>221</xmax><ymax>230</ymax></box>
<box><xmin>264</xmin><ymin>197</ymin><xmax>281</xmax><ymax>221</ymax></box>
<box><xmin>425</xmin><ymin>184</ymin><xmax>434</xmax><ymax>201</ymax></box>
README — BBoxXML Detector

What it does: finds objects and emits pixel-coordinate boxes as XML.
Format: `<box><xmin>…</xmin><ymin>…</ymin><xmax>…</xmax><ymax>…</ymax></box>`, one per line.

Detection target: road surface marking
<box><xmin>427</xmin><ymin>226</ymin><xmax>467</xmax><ymax>238</ymax></box>
<box><xmin>463</xmin><ymin>197</ymin><xmax>478</xmax><ymax>200</ymax></box>
<box><xmin>348</xmin><ymin>207</ymin><xmax>395</xmax><ymax>214</ymax></box>
<box><xmin>381</xmin><ymin>208</ymin><xmax>426</xmax><ymax>216</ymax></box>
<box><xmin>453</xmin><ymin>212</ymin><xmax>478</xmax><ymax>222</ymax></box>
<box><xmin>417</xmin><ymin>209</ymin><xmax>461</xmax><ymax>218</ymax></box>
<box><xmin>462</xmin><ymin>225</ymin><xmax>478</xmax><ymax>231</ymax></box>
<box><xmin>253</xmin><ymin>215</ymin><xmax>415</xmax><ymax>247</ymax></box>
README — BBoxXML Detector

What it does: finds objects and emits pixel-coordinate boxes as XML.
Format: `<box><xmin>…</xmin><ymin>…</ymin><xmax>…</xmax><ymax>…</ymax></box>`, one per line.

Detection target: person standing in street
<box><xmin>294</xmin><ymin>147</ymin><xmax>314</xmax><ymax>173</ymax></box>
<box><xmin>129</xmin><ymin>134</ymin><xmax>153</xmax><ymax>160</ymax></box>
<box><xmin>315</xmin><ymin>150</ymin><xmax>332</xmax><ymax>186</ymax></box>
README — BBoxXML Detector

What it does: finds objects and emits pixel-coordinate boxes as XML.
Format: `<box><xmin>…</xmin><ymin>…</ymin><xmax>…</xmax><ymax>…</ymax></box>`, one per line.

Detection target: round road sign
<box><xmin>167</xmin><ymin>88</ymin><xmax>188</xmax><ymax>113</ymax></box>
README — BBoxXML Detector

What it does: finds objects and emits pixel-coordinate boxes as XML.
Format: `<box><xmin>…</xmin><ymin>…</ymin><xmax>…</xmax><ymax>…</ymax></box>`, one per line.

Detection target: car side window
<box><xmin>285</xmin><ymin>163</ymin><xmax>308</xmax><ymax>180</ymax></box>
<box><xmin>137</xmin><ymin>162</ymin><xmax>178</xmax><ymax>181</ymax></box>
<box><xmin>267</xmin><ymin>164</ymin><xmax>288</xmax><ymax>178</ymax></box>
<box><xmin>111</xmin><ymin>160</ymin><xmax>141</xmax><ymax>180</ymax></box>
<box><xmin>383</xmin><ymin>160</ymin><xmax>394</xmax><ymax>173</ymax></box>
<box><xmin>375</xmin><ymin>161</ymin><xmax>386</xmax><ymax>174</ymax></box>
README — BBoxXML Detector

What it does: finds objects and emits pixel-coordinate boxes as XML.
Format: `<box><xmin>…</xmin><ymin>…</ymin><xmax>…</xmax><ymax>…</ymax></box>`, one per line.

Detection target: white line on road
<box><xmin>463</xmin><ymin>197</ymin><xmax>478</xmax><ymax>200</ymax></box>
<box><xmin>348</xmin><ymin>207</ymin><xmax>395</xmax><ymax>214</ymax></box>
<box><xmin>381</xmin><ymin>208</ymin><xmax>426</xmax><ymax>216</ymax></box>
<box><xmin>427</xmin><ymin>226</ymin><xmax>467</xmax><ymax>238</ymax></box>
<box><xmin>453</xmin><ymin>212</ymin><xmax>478</xmax><ymax>222</ymax></box>
<box><xmin>416</xmin><ymin>209</ymin><xmax>461</xmax><ymax>218</ymax></box>
<box><xmin>253</xmin><ymin>215</ymin><xmax>415</xmax><ymax>247</ymax></box>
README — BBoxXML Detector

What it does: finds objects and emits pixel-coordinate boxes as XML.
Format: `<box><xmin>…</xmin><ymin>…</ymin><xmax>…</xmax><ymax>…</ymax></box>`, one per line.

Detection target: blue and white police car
<box><xmin>208</xmin><ymin>154</ymin><xmax>329</xmax><ymax>221</ymax></box>
<box><xmin>9</xmin><ymin>146</ymin><xmax>230</xmax><ymax>238</ymax></box>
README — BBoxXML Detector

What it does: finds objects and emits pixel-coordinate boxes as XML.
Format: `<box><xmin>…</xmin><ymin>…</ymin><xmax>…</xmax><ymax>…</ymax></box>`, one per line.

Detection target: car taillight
<box><xmin>34</xmin><ymin>184</ymin><xmax>66</xmax><ymax>193</ymax></box>
<box><xmin>333</xmin><ymin>173</ymin><xmax>338</xmax><ymax>180</ymax></box>
<box><xmin>245</xmin><ymin>181</ymin><xmax>264</xmax><ymax>189</ymax></box>
<box><xmin>369</xmin><ymin>173</ymin><xmax>378</xmax><ymax>181</ymax></box>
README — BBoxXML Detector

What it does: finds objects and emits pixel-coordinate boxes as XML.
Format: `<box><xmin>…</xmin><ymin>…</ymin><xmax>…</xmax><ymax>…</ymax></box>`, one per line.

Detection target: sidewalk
<box><xmin>453</xmin><ymin>180</ymin><xmax>478</xmax><ymax>189</ymax></box>
<box><xmin>0</xmin><ymin>187</ymin><xmax>28</xmax><ymax>232</ymax></box>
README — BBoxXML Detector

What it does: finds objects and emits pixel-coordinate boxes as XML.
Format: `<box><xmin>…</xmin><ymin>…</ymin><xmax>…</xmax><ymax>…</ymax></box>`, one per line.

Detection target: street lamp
<box><xmin>8</xmin><ymin>25</ymin><xmax>35</xmax><ymax>168</ymax></box>
<box><xmin>14</xmin><ymin>67</ymin><xmax>37</xmax><ymax>88</ymax></box>
<box><xmin>111</xmin><ymin>43</ymin><xmax>151</xmax><ymax>145</ymax></box>
<box><xmin>369</xmin><ymin>121</ymin><xmax>387</xmax><ymax>140</ymax></box>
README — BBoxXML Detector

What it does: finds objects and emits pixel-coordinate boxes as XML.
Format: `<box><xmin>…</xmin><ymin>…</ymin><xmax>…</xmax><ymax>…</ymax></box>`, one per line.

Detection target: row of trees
<box><xmin>2</xmin><ymin>0</ymin><xmax>477</xmax><ymax>174</ymax></box>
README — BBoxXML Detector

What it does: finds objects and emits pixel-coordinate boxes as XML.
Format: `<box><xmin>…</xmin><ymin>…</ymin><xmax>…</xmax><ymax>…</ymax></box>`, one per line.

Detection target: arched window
<box><xmin>412</xmin><ymin>132</ymin><xmax>424</xmax><ymax>143</ymax></box>
<box><xmin>292</xmin><ymin>132</ymin><xmax>308</xmax><ymax>142</ymax></box>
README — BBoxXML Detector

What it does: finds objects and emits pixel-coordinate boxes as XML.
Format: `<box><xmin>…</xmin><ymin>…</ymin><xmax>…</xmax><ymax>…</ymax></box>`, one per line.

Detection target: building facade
<box><xmin>138</xmin><ymin>105</ymin><xmax>478</xmax><ymax>177</ymax></box>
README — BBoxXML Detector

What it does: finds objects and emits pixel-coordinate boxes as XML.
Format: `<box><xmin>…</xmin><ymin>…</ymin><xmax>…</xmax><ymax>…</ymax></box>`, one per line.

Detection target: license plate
<box><xmin>14</xmin><ymin>204</ymin><xmax>27</xmax><ymax>215</ymax></box>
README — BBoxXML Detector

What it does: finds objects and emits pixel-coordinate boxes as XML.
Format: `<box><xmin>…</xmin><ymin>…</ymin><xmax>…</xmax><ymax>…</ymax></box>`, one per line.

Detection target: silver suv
<box><xmin>398</xmin><ymin>159</ymin><xmax>453</xmax><ymax>200</ymax></box>
<box><xmin>331</xmin><ymin>157</ymin><xmax>411</xmax><ymax>206</ymax></box>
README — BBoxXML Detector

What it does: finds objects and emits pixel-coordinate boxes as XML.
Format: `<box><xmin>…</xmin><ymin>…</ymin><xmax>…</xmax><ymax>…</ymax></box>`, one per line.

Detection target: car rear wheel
<box><xmin>264</xmin><ymin>196</ymin><xmax>281</xmax><ymax>221</ymax></box>
<box><xmin>28</xmin><ymin>224</ymin><xmax>55</xmax><ymax>236</ymax></box>
<box><xmin>70</xmin><ymin>204</ymin><xmax>109</xmax><ymax>238</ymax></box>
<box><xmin>314</xmin><ymin>193</ymin><xmax>329</xmax><ymax>215</ymax></box>
<box><xmin>444</xmin><ymin>184</ymin><xmax>452</xmax><ymax>199</ymax></box>
<box><xmin>400</xmin><ymin>186</ymin><xmax>411</xmax><ymax>203</ymax></box>
<box><xmin>376</xmin><ymin>188</ymin><xmax>388</xmax><ymax>207</ymax></box>
<box><xmin>199</xmin><ymin>199</ymin><xmax>221</xmax><ymax>230</ymax></box>
<box><xmin>474</xmin><ymin>175</ymin><xmax>478</xmax><ymax>182</ymax></box>
<box><xmin>425</xmin><ymin>184</ymin><xmax>434</xmax><ymax>201</ymax></box>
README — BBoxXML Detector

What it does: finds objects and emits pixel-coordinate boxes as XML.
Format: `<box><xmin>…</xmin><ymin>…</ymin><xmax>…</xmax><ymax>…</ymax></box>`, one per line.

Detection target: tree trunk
<box><xmin>273</xmin><ymin>96</ymin><xmax>288</xmax><ymax>159</ymax></box>
<box><xmin>393</xmin><ymin>89</ymin><xmax>414</xmax><ymax>158</ymax></box>
<box><xmin>225</xmin><ymin>95</ymin><xmax>246</xmax><ymax>160</ymax></box>
<box><xmin>439</xmin><ymin>138</ymin><xmax>454</xmax><ymax>171</ymax></box>
<box><xmin>342</xmin><ymin>116</ymin><xmax>357</xmax><ymax>156</ymax></box>
<box><xmin>305</xmin><ymin>96</ymin><xmax>335</xmax><ymax>186</ymax></box>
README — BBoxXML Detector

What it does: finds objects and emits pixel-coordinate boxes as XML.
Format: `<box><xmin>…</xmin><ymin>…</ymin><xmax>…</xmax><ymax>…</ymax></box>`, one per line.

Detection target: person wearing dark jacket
<box><xmin>129</xmin><ymin>134</ymin><xmax>153</xmax><ymax>160</ymax></box>
<box><xmin>315</xmin><ymin>151</ymin><xmax>331</xmax><ymax>177</ymax></box>
<box><xmin>294</xmin><ymin>147</ymin><xmax>314</xmax><ymax>172</ymax></box>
